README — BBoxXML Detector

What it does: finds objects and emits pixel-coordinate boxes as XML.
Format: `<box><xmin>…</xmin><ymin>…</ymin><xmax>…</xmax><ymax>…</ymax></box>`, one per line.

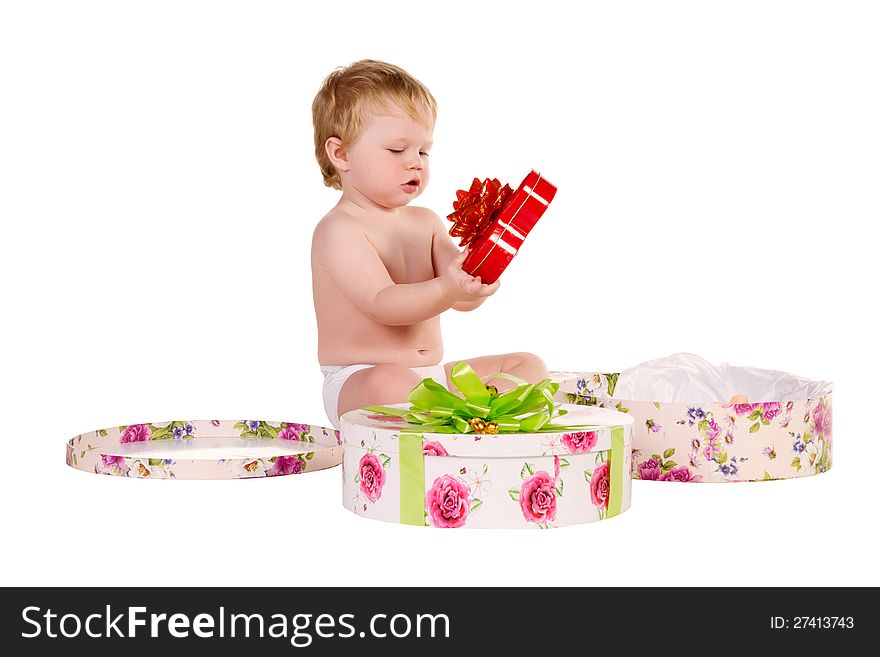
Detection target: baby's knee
<box><xmin>513</xmin><ymin>352</ymin><xmax>548</xmax><ymax>375</ymax></box>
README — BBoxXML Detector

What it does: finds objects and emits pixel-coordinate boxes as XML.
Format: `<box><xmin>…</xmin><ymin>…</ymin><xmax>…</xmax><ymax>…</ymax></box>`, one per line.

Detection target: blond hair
<box><xmin>312</xmin><ymin>60</ymin><xmax>437</xmax><ymax>190</ymax></box>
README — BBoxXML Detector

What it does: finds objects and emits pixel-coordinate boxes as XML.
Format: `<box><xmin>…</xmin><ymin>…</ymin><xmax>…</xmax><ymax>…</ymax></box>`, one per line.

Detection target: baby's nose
<box><xmin>406</xmin><ymin>153</ymin><xmax>423</xmax><ymax>169</ymax></box>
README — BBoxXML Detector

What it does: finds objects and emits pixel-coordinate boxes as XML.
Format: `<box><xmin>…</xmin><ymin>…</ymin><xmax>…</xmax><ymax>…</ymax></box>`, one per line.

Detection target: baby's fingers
<box><xmin>480</xmin><ymin>278</ymin><xmax>501</xmax><ymax>296</ymax></box>
<box><xmin>460</xmin><ymin>275</ymin><xmax>481</xmax><ymax>294</ymax></box>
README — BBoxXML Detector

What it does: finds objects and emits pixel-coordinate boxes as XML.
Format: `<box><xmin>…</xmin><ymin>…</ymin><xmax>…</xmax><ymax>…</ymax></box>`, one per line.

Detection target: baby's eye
<box><xmin>420</xmin><ymin>151</ymin><xmax>430</xmax><ymax>157</ymax></box>
<box><xmin>387</xmin><ymin>148</ymin><xmax>404</xmax><ymax>154</ymax></box>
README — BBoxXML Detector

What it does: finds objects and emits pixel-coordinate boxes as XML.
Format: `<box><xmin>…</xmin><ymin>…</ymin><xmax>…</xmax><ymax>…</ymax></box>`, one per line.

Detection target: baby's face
<box><xmin>342</xmin><ymin>104</ymin><xmax>433</xmax><ymax>209</ymax></box>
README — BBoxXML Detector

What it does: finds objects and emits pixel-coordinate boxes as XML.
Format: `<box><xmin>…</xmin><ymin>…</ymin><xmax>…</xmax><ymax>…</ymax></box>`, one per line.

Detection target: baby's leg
<box><xmin>446</xmin><ymin>352</ymin><xmax>548</xmax><ymax>392</ymax></box>
<box><xmin>336</xmin><ymin>364</ymin><xmax>422</xmax><ymax>420</ymax></box>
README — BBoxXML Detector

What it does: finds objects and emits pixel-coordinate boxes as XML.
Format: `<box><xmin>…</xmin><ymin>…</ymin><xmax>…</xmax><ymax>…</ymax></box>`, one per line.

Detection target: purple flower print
<box><xmin>173</xmin><ymin>426</ymin><xmax>184</xmax><ymax>440</ymax></box>
<box><xmin>702</xmin><ymin>439</ymin><xmax>722</xmax><ymax>461</ymax></box>
<box><xmin>119</xmin><ymin>424</ymin><xmax>151</xmax><ymax>443</ymax></box>
<box><xmin>267</xmin><ymin>455</ymin><xmax>304</xmax><ymax>476</ymax></box>
<box><xmin>763</xmin><ymin>446</ymin><xmax>777</xmax><ymax>459</ymax></box>
<box><xmin>638</xmin><ymin>458</ymin><xmax>661</xmax><ymax>480</ymax></box>
<box><xmin>687</xmin><ymin>407</ymin><xmax>706</xmax><ymax>423</ymax></box>
<box><xmin>705</xmin><ymin>418</ymin><xmax>721</xmax><ymax>440</ymax></box>
<box><xmin>184</xmin><ymin>423</ymin><xmax>194</xmax><ymax>436</ymax></box>
<box><xmin>576</xmin><ymin>378</ymin><xmax>587</xmax><ymax>394</ymax></box>
<box><xmin>793</xmin><ymin>438</ymin><xmax>806</xmax><ymax>453</ymax></box>
<box><xmin>246</xmin><ymin>420</ymin><xmax>260</xmax><ymax>432</ymax></box>
<box><xmin>719</xmin><ymin>461</ymin><xmax>739</xmax><ymax>477</ymax></box>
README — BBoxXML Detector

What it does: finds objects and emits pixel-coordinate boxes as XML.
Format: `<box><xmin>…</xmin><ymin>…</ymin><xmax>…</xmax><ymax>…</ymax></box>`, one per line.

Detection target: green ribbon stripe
<box><xmin>608</xmin><ymin>425</ymin><xmax>625</xmax><ymax>519</ymax></box>
<box><xmin>399</xmin><ymin>431</ymin><xmax>425</xmax><ymax>526</ymax></box>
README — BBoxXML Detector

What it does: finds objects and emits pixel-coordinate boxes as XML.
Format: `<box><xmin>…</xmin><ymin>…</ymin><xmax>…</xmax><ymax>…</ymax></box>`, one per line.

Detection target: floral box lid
<box><xmin>66</xmin><ymin>419</ymin><xmax>341</xmax><ymax>480</ymax></box>
<box><xmin>341</xmin><ymin>404</ymin><xmax>633</xmax><ymax>457</ymax></box>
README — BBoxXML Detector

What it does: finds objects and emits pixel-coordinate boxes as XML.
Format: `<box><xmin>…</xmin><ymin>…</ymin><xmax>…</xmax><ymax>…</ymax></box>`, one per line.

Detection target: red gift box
<box><xmin>446</xmin><ymin>170</ymin><xmax>557</xmax><ymax>284</ymax></box>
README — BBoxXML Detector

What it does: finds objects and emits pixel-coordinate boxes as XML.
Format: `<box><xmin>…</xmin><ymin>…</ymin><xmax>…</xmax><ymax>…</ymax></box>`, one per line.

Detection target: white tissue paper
<box><xmin>613</xmin><ymin>353</ymin><xmax>833</xmax><ymax>403</ymax></box>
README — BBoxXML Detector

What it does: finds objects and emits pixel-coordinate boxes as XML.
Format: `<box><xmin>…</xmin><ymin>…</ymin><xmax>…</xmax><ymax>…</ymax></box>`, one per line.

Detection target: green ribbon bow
<box><xmin>364</xmin><ymin>361</ymin><xmax>584</xmax><ymax>434</ymax></box>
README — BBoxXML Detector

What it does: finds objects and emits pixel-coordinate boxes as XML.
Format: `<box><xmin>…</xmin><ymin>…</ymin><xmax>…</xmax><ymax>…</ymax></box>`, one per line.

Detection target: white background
<box><xmin>2</xmin><ymin>0</ymin><xmax>877</xmax><ymax>586</ymax></box>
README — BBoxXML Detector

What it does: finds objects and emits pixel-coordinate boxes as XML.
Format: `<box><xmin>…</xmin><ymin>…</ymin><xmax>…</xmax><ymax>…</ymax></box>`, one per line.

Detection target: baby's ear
<box><xmin>325</xmin><ymin>137</ymin><xmax>349</xmax><ymax>172</ymax></box>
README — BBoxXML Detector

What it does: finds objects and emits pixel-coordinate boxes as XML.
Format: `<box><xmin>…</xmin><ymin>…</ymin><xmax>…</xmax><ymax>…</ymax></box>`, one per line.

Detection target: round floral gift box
<box><xmin>341</xmin><ymin>404</ymin><xmax>634</xmax><ymax>529</ymax></box>
<box><xmin>552</xmin><ymin>366</ymin><xmax>832</xmax><ymax>483</ymax></box>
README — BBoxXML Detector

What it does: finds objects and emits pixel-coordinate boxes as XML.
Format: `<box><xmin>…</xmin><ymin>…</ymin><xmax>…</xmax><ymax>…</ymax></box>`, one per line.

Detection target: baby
<box><xmin>311</xmin><ymin>60</ymin><xmax>548</xmax><ymax>427</ymax></box>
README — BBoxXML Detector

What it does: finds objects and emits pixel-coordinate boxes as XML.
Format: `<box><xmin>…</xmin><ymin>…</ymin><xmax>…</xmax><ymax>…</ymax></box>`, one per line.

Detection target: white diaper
<box><xmin>320</xmin><ymin>363</ymin><xmax>448</xmax><ymax>428</ymax></box>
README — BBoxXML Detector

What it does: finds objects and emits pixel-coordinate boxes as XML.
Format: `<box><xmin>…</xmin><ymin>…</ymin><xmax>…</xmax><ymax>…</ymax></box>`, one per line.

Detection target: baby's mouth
<box><xmin>401</xmin><ymin>178</ymin><xmax>421</xmax><ymax>193</ymax></box>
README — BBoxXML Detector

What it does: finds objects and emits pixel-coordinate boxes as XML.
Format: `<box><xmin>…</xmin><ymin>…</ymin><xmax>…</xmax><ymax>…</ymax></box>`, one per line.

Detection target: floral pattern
<box><xmin>67</xmin><ymin>420</ymin><xmax>342</xmax><ymax>480</ymax></box>
<box><xmin>558</xmin><ymin>371</ymin><xmax>832</xmax><ymax>483</ymax></box>
<box><xmin>357</xmin><ymin>453</ymin><xmax>388</xmax><ymax>503</ymax></box>
<box><xmin>584</xmin><ymin>451</ymin><xmax>614</xmax><ymax>519</ymax></box>
<box><xmin>126</xmin><ymin>458</ymin><xmax>174</xmax><ymax>479</ymax></box>
<box><xmin>342</xmin><ymin>407</ymin><xmax>633</xmax><ymax>529</ymax></box>
<box><xmin>511</xmin><ymin>456</ymin><xmax>565</xmax><ymax>528</ymax></box>
<box><xmin>426</xmin><ymin>474</ymin><xmax>472</xmax><ymax>528</ymax></box>
<box><xmin>562</xmin><ymin>431</ymin><xmax>598</xmax><ymax>453</ymax></box>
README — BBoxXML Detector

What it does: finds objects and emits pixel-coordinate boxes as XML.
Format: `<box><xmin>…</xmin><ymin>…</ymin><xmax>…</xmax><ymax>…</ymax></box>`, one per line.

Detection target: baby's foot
<box><xmin>728</xmin><ymin>393</ymin><xmax>749</xmax><ymax>404</ymax></box>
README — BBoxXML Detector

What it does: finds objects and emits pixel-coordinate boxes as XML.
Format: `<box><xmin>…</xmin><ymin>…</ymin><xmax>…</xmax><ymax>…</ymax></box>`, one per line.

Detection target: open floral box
<box><xmin>552</xmin><ymin>357</ymin><xmax>832</xmax><ymax>483</ymax></box>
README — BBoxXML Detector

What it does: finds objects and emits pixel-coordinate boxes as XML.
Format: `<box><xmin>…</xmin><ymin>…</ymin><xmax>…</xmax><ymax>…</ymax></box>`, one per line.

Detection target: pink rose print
<box><xmin>762</xmin><ymin>402</ymin><xmax>782</xmax><ymax>422</ymax></box>
<box><xmin>425</xmin><ymin>474</ymin><xmax>470</xmax><ymax>528</ymax></box>
<box><xmin>659</xmin><ymin>466</ymin><xmax>703</xmax><ymax>483</ymax></box>
<box><xmin>813</xmin><ymin>403</ymin><xmax>832</xmax><ymax>439</ymax></box>
<box><xmin>562</xmin><ymin>431</ymin><xmax>598</xmax><ymax>453</ymax></box>
<box><xmin>278</xmin><ymin>426</ymin><xmax>302</xmax><ymax>441</ymax></box>
<box><xmin>590</xmin><ymin>461</ymin><xmax>610</xmax><ymax>509</ymax></box>
<box><xmin>358</xmin><ymin>453</ymin><xmax>386</xmax><ymax>503</ymax></box>
<box><xmin>120</xmin><ymin>424</ymin><xmax>151</xmax><ymax>443</ymax></box>
<box><xmin>637</xmin><ymin>458</ymin><xmax>661</xmax><ymax>480</ymax></box>
<box><xmin>733</xmin><ymin>403</ymin><xmax>756</xmax><ymax>415</ymax></box>
<box><xmin>366</xmin><ymin>414</ymin><xmax>407</xmax><ymax>424</ymax></box>
<box><xmin>268</xmin><ymin>455</ymin><xmax>304</xmax><ymax>476</ymax></box>
<box><xmin>519</xmin><ymin>471</ymin><xmax>557</xmax><ymax>524</ymax></box>
<box><xmin>101</xmin><ymin>454</ymin><xmax>127</xmax><ymax>472</ymax></box>
<box><xmin>422</xmin><ymin>441</ymin><xmax>449</xmax><ymax>457</ymax></box>
<box><xmin>365</xmin><ymin>414</ymin><xmax>409</xmax><ymax>430</ymax></box>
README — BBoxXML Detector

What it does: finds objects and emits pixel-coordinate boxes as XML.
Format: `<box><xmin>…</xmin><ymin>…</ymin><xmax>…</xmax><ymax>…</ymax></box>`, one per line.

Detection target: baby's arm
<box><xmin>430</xmin><ymin>213</ymin><xmax>493</xmax><ymax>312</ymax></box>
<box><xmin>314</xmin><ymin>216</ymin><xmax>495</xmax><ymax>326</ymax></box>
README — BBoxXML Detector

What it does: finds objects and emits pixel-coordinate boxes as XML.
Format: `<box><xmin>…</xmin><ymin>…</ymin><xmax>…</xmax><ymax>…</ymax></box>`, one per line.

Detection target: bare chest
<box><xmin>365</xmin><ymin>219</ymin><xmax>435</xmax><ymax>284</ymax></box>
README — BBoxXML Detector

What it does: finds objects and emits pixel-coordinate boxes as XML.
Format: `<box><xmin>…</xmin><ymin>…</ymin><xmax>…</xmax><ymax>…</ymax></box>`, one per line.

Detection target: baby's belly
<box><xmin>317</xmin><ymin>314</ymin><xmax>444</xmax><ymax>367</ymax></box>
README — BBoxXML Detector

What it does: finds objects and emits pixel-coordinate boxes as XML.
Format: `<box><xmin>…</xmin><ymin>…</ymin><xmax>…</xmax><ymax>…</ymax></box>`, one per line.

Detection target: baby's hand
<box><xmin>441</xmin><ymin>250</ymin><xmax>500</xmax><ymax>302</ymax></box>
